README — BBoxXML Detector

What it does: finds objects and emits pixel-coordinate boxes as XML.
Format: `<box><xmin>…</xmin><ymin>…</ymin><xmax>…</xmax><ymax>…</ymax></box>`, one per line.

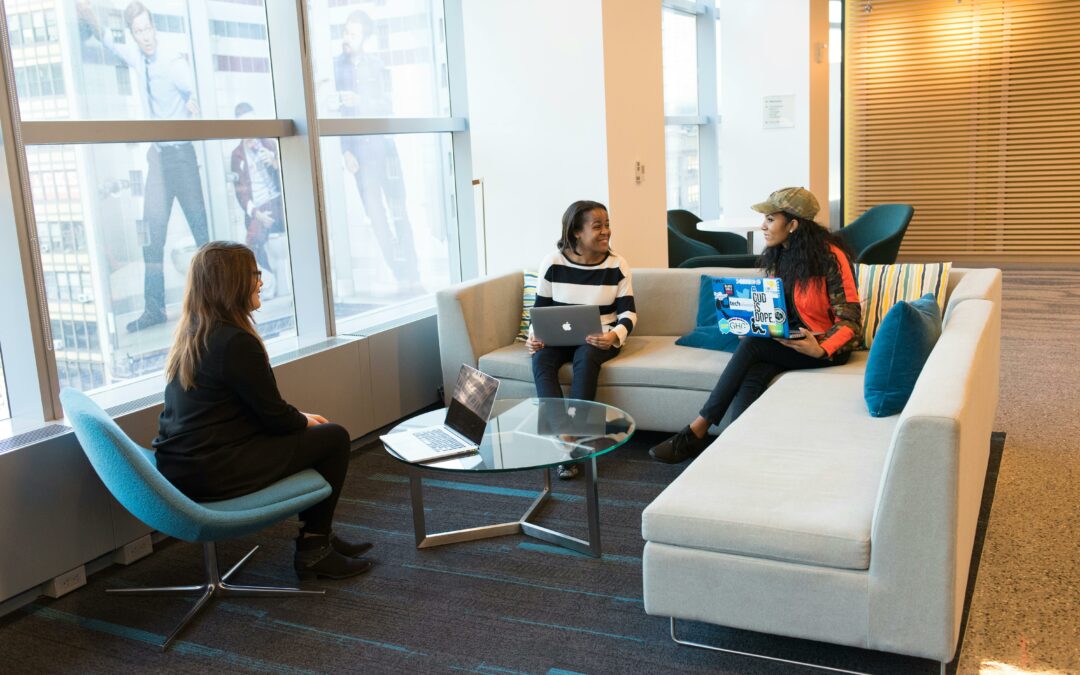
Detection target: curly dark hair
<box><xmin>758</xmin><ymin>211</ymin><xmax>854</xmax><ymax>292</ymax></box>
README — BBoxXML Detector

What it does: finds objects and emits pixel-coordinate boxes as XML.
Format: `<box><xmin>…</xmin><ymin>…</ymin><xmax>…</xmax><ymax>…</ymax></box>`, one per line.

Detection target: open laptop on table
<box><xmin>712</xmin><ymin>276</ymin><xmax>808</xmax><ymax>340</ymax></box>
<box><xmin>529</xmin><ymin>305</ymin><xmax>603</xmax><ymax>346</ymax></box>
<box><xmin>380</xmin><ymin>365</ymin><xmax>500</xmax><ymax>464</ymax></box>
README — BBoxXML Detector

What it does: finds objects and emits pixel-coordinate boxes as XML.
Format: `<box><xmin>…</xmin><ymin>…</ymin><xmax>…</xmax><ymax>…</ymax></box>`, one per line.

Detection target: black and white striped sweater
<box><xmin>531</xmin><ymin>251</ymin><xmax>637</xmax><ymax>347</ymax></box>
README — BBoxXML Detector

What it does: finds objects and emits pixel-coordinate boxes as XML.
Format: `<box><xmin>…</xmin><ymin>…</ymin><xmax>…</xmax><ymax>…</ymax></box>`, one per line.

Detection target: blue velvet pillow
<box><xmin>864</xmin><ymin>293</ymin><xmax>942</xmax><ymax>417</ymax></box>
<box><xmin>674</xmin><ymin>275</ymin><xmax>741</xmax><ymax>352</ymax></box>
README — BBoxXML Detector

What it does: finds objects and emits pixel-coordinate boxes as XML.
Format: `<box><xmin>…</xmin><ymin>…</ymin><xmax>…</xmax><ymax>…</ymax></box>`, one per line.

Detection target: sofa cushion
<box><xmin>515</xmin><ymin>271</ymin><xmax>539</xmax><ymax>342</ymax></box>
<box><xmin>864</xmin><ymin>294</ymin><xmax>942</xmax><ymax>417</ymax></box>
<box><xmin>857</xmin><ymin>262</ymin><xmax>950</xmax><ymax>348</ymax></box>
<box><xmin>674</xmin><ymin>275</ymin><xmax>741</xmax><ymax>352</ymax></box>
<box><xmin>642</xmin><ymin>370</ymin><xmax>899</xmax><ymax>570</ymax></box>
<box><xmin>479</xmin><ymin>336</ymin><xmax>733</xmax><ymax>391</ymax></box>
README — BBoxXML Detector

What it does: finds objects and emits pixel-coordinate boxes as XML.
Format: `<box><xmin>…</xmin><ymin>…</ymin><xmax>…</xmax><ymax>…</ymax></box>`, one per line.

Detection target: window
<box><xmin>0</xmin><ymin>0</ymin><xmax>474</xmax><ymax>419</ymax></box>
<box><xmin>0</xmin><ymin>349</ymin><xmax>9</xmax><ymax>421</ymax></box>
<box><xmin>13</xmin><ymin>0</ymin><xmax>276</xmax><ymax>121</ymax></box>
<box><xmin>6</xmin><ymin>0</ymin><xmax>298</xmax><ymax>398</ymax></box>
<box><xmin>306</xmin><ymin>0</ymin><xmax>463</xmax><ymax>333</ymax></box>
<box><xmin>661</xmin><ymin>2</ymin><xmax>719</xmax><ymax>219</ymax></box>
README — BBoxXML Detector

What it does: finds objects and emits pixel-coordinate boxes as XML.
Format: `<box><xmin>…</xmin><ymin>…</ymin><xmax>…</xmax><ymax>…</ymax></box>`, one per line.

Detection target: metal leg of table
<box><xmin>408</xmin><ymin>459</ymin><xmax>602</xmax><ymax>557</ymax></box>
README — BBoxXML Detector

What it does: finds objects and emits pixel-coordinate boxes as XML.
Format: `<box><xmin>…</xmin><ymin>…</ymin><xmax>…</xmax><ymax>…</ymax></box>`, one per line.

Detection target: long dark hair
<box><xmin>556</xmin><ymin>200</ymin><xmax>608</xmax><ymax>255</ymax></box>
<box><xmin>165</xmin><ymin>242</ymin><xmax>262</xmax><ymax>390</ymax></box>
<box><xmin>758</xmin><ymin>212</ymin><xmax>854</xmax><ymax>292</ymax></box>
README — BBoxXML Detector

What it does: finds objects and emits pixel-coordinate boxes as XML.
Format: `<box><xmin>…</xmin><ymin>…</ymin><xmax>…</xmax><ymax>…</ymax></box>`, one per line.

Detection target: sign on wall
<box><xmin>763</xmin><ymin>95</ymin><xmax>795</xmax><ymax>129</ymax></box>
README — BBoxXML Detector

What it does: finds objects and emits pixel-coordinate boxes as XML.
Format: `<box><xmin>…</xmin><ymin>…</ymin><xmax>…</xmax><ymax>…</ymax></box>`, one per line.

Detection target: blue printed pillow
<box><xmin>675</xmin><ymin>275</ymin><xmax>740</xmax><ymax>352</ymax></box>
<box><xmin>864</xmin><ymin>293</ymin><xmax>942</xmax><ymax>417</ymax></box>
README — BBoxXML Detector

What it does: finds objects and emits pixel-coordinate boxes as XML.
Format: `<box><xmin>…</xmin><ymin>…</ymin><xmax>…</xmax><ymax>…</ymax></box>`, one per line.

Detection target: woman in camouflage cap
<box><xmin>650</xmin><ymin>187</ymin><xmax>862</xmax><ymax>464</ymax></box>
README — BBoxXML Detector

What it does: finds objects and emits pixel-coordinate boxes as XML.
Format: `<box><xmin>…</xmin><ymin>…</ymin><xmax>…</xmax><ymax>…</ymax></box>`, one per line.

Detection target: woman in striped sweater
<box><xmin>526</xmin><ymin>200</ymin><xmax>637</xmax><ymax>479</ymax></box>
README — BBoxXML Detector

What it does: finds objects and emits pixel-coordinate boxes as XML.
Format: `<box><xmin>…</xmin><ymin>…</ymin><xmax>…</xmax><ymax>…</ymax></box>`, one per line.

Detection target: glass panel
<box><xmin>7</xmin><ymin>0</ymin><xmax>275</xmax><ymax>121</ymax></box>
<box><xmin>320</xmin><ymin>133</ymin><xmax>456</xmax><ymax>332</ymax></box>
<box><xmin>305</xmin><ymin>0</ymin><xmax>450</xmax><ymax>119</ymax></box>
<box><xmin>0</xmin><ymin>348</ymin><xmax>9</xmax><ymax>420</ymax></box>
<box><xmin>27</xmin><ymin>139</ymin><xmax>297</xmax><ymax>394</ymax></box>
<box><xmin>665</xmin><ymin>125</ymin><xmax>700</xmax><ymax>214</ymax></box>
<box><xmin>662</xmin><ymin>7</ymin><xmax>698</xmax><ymax>117</ymax></box>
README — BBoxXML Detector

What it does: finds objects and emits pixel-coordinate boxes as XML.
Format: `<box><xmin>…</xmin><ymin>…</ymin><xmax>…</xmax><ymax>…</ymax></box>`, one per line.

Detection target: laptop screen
<box><xmin>445</xmin><ymin>365</ymin><xmax>500</xmax><ymax>444</ymax></box>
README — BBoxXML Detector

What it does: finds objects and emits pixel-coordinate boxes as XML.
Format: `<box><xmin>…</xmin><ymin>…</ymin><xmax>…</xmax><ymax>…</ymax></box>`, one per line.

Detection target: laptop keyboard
<box><xmin>416</xmin><ymin>428</ymin><xmax>466</xmax><ymax>451</ymax></box>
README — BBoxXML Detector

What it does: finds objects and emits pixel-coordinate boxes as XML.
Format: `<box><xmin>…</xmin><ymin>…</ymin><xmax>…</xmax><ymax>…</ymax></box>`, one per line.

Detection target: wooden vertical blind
<box><xmin>845</xmin><ymin>0</ymin><xmax>1080</xmax><ymax>260</ymax></box>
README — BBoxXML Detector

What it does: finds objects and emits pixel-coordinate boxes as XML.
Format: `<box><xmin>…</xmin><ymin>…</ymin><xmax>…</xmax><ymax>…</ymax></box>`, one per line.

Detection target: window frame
<box><xmin>662</xmin><ymin>0</ymin><xmax>720</xmax><ymax>219</ymax></box>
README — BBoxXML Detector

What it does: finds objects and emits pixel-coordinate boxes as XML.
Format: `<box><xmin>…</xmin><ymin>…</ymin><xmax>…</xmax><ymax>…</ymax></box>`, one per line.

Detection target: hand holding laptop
<box><xmin>775</xmin><ymin>328</ymin><xmax>828</xmax><ymax>357</ymax></box>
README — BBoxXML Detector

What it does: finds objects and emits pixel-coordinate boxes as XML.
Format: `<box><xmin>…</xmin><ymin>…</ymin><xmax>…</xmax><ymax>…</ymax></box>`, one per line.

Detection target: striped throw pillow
<box><xmin>857</xmin><ymin>262</ymin><xmax>951</xmax><ymax>349</ymax></box>
<box><xmin>516</xmin><ymin>271</ymin><xmax>539</xmax><ymax>342</ymax></box>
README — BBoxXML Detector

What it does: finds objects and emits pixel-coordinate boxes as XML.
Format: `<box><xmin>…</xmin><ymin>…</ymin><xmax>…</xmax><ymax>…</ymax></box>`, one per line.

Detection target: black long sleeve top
<box><xmin>153</xmin><ymin>324</ymin><xmax>307</xmax><ymax>500</ymax></box>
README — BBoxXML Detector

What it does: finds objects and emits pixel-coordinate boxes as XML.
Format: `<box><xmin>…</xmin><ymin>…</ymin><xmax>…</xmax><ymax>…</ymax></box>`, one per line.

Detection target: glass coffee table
<box><xmin>382</xmin><ymin>397</ymin><xmax>635</xmax><ymax>557</ymax></box>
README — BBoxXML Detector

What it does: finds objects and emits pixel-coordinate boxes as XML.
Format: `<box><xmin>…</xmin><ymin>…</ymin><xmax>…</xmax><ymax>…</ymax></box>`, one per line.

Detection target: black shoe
<box><xmin>125</xmin><ymin>310</ymin><xmax>167</xmax><ymax>333</ymax></box>
<box><xmin>556</xmin><ymin>463</ymin><xmax>580</xmax><ymax>480</ymax></box>
<box><xmin>330</xmin><ymin>532</ymin><xmax>373</xmax><ymax>558</ymax></box>
<box><xmin>649</xmin><ymin>426</ymin><xmax>711</xmax><ymax>464</ymax></box>
<box><xmin>295</xmin><ymin>535</ymin><xmax>374</xmax><ymax>580</ymax></box>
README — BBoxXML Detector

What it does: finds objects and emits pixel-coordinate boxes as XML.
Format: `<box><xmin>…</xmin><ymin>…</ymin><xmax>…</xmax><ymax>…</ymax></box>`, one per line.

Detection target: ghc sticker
<box><xmin>727</xmin><ymin>318</ymin><xmax>750</xmax><ymax>335</ymax></box>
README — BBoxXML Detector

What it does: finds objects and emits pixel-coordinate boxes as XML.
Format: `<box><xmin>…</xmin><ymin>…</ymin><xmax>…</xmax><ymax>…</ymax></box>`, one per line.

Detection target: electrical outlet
<box><xmin>43</xmin><ymin>566</ymin><xmax>87</xmax><ymax>598</ymax></box>
<box><xmin>113</xmin><ymin>534</ymin><xmax>154</xmax><ymax>565</ymax></box>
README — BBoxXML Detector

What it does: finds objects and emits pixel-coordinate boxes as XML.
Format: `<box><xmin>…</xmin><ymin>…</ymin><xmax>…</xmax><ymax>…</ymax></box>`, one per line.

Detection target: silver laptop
<box><xmin>529</xmin><ymin>305</ymin><xmax>603</xmax><ymax>346</ymax></box>
<box><xmin>380</xmin><ymin>365</ymin><xmax>500</xmax><ymax>464</ymax></box>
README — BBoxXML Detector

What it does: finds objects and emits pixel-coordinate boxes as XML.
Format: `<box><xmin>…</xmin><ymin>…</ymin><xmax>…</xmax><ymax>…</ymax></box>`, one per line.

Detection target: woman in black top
<box><xmin>154</xmin><ymin>241</ymin><xmax>372</xmax><ymax>580</ymax></box>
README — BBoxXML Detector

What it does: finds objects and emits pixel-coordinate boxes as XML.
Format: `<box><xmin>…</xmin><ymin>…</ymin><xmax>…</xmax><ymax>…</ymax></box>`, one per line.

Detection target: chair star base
<box><xmin>107</xmin><ymin>542</ymin><xmax>323</xmax><ymax>651</ymax></box>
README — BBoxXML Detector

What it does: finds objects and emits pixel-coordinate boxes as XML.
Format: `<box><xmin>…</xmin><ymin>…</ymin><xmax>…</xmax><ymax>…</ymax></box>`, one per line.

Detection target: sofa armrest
<box><xmin>436</xmin><ymin>270</ymin><xmax>525</xmax><ymax>403</ymax></box>
<box><xmin>867</xmin><ymin>299</ymin><xmax>1000</xmax><ymax>661</ymax></box>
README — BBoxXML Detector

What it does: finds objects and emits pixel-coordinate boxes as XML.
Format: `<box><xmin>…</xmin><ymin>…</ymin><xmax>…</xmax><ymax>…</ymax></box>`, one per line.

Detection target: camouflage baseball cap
<box><xmin>751</xmin><ymin>187</ymin><xmax>820</xmax><ymax>221</ymax></box>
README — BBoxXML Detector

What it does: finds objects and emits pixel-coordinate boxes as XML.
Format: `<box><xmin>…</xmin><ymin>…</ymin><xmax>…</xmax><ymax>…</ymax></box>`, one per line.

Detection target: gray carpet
<box><xmin>0</xmin><ymin>430</ymin><xmax>1005</xmax><ymax>674</ymax></box>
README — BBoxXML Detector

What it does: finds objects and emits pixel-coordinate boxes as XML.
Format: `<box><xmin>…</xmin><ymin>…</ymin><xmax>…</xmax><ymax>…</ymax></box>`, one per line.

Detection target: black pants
<box><xmin>699</xmin><ymin>338</ymin><xmax>848</xmax><ymax>426</ymax></box>
<box><xmin>270</xmin><ymin>423</ymin><xmax>351</xmax><ymax>535</ymax></box>
<box><xmin>142</xmin><ymin>143</ymin><xmax>210</xmax><ymax>316</ymax></box>
<box><xmin>532</xmin><ymin>344</ymin><xmax>620</xmax><ymax>401</ymax></box>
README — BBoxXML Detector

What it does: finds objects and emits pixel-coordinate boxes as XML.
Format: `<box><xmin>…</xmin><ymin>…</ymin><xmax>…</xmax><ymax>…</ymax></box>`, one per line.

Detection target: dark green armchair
<box><xmin>667</xmin><ymin>209</ymin><xmax>749</xmax><ymax>267</ymax></box>
<box><xmin>837</xmin><ymin>204</ymin><xmax>914</xmax><ymax>264</ymax></box>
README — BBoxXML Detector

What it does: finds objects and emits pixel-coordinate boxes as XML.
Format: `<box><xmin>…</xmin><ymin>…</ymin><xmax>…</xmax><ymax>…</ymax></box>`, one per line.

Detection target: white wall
<box><xmin>461</xmin><ymin>0</ymin><xmax>609</xmax><ymax>276</ymax></box>
<box><xmin>720</xmin><ymin>0</ymin><xmax>812</xmax><ymax>219</ymax></box>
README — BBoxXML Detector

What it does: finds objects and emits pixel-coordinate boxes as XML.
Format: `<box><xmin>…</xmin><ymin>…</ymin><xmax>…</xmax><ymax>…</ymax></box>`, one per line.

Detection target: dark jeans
<box><xmin>532</xmin><ymin>344</ymin><xmax>620</xmax><ymax>401</ymax></box>
<box><xmin>346</xmin><ymin>136</ymin><xmax>418</xmax><ymax>284</ymax></box>
<box><xmin>142</xmin><ymin>142</ymin><xmax>210</xmax><ymax>316</ymax></box>
<box><xmin>699</xmin><ymin>338</ymin><xmax>848</xmax><ymax>426</ymax></box>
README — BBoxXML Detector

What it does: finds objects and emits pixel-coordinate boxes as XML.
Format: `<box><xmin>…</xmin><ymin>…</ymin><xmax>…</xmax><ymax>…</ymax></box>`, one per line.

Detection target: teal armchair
<box><xmin>61</xmin><ymin>388</ymin><xmax>331</xmax><ymax>650</ymax></box>
<box><xmin>667</xmin><ymin>209</ymin><xmax>749</xmax><ymax>267</ymax></box>
<box><xmin>837</xmin><ymin>204</ymin><xmax>914</xmax><ymax>264</ymax></box>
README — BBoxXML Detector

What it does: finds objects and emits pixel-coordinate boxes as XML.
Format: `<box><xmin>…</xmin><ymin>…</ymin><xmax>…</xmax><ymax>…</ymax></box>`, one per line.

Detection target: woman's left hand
<box><xmin>775</xmin><ymin>328</ymin><xmax>827</xmax><ymax>358</ymax></box>
<box><xmin>586</xmin><ymin>331</ymin><xmax>618</xmax><ymax>350</ymax></box>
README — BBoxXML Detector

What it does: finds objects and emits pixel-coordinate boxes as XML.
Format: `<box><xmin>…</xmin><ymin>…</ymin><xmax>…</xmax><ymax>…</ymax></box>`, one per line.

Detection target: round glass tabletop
<box><xmin>382</xmin><ymin>398</ymin><xmax>636</xmax><ymax>473</ymax></box>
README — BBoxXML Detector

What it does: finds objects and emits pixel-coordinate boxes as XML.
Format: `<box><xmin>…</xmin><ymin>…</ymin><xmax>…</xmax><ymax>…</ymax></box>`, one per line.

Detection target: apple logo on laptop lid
<box><xmin>562</xmin><ymin>322</ymin><xmax>572</xmax><ymax>331</ymax></box>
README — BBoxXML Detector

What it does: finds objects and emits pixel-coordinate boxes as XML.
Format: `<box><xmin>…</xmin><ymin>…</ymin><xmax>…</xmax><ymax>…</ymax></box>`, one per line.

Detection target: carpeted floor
<box><xmin>0</xmin><ymin>429</ymin><xmax>1005</xmax><ymax>674</ymax></box>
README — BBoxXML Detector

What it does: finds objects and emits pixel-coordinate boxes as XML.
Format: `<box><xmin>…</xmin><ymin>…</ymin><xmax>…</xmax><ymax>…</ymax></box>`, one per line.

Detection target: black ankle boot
<box><xmin>294</xmin><ymin>535</ymin><xmax>374</xmax><ymax>580</ymax></box>
<box><xmin>330</xmin><ymin>532</ymin><xmax>374</xmax><ymax>558</ymax></box>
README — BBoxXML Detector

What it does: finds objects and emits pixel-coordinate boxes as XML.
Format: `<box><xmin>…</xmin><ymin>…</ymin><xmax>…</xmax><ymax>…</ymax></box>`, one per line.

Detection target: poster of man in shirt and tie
<box><xmin>77</xmin><ymin>0</ymin><xmax>210</xmax><ymax>333</ymax></box>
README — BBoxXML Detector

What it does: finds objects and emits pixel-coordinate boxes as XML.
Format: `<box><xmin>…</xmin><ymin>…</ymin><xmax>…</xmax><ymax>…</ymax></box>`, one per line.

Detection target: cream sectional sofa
<box><xmin>435</xmin><ymin>266</ymin><xmax>1002</xmax><ymax>666</ymax></box>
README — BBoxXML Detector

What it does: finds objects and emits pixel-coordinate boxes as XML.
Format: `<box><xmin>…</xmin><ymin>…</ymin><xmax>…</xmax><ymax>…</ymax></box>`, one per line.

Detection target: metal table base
<box><xmin>408</xmin><ymin>457</ymin><xmax>602</xmax><ymax>557</ymax></box>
